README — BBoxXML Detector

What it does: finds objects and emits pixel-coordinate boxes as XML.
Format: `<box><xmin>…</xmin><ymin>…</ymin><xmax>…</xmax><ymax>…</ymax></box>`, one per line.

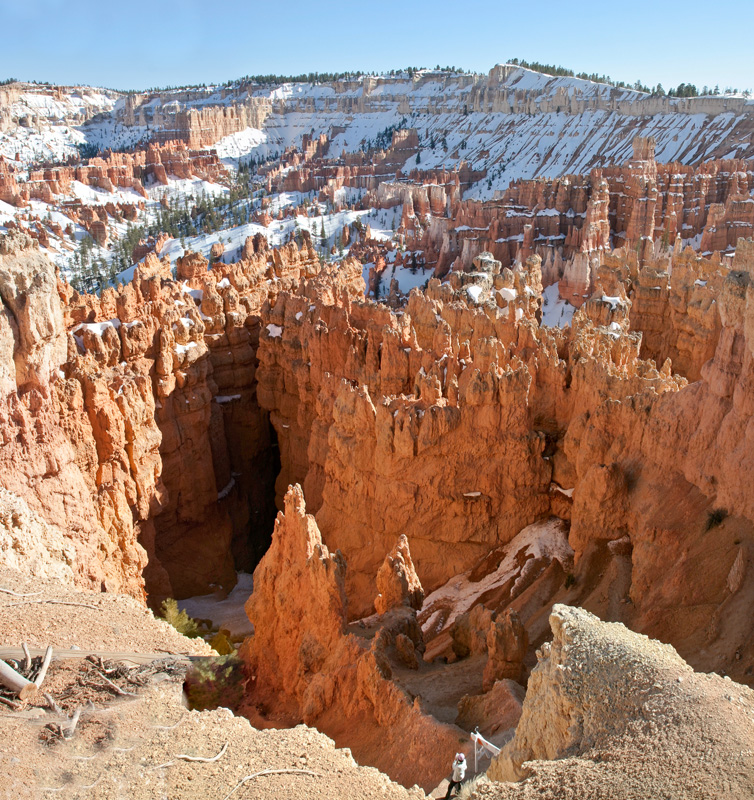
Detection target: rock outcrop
<box><xmin>0</xmin><ymin>232</ymin><xmax>314</xmax><ymax>603</ymax></box>
<box><xmin>243</xmin><ymin>484</ymin><xmax>348</xmax><ymax>702</ymax></box>
<box><xmin>483</xmin><ymin>609</ymin><xmax>528</xmax><ymax>689</ymax></box>
<box><xmin>241</xmin><ymin>484</ymin><xmax>467</xmax><ymax>790</ymax></box>
<box><xmin>484</xmin><ymin>605</ymin><xmax>754</xmax><ymax>799</ymax></box>
<box><xmin>375</xmin><ymin>535</ymin><xmax>424</xmax><ymax>615</ymax></box>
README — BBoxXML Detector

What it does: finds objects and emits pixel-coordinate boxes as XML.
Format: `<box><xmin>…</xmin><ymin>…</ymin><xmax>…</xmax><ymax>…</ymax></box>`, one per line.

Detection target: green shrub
<box><xmin>160</xmin><ymin>598</ymin><xmax>202</xmax><ymax>639</ymax></box>
<box><xmin>184</xmin><ymin>654</ymin><xmax>246</xmax><ymax>712</ymax></box>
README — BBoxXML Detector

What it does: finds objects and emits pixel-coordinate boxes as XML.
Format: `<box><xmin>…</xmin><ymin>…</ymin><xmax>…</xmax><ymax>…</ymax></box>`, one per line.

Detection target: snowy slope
<box><xmin>140</xmin><ymin>66</ymin><xmax>753</xmax><ymax>198</ymax></box>
<box><xmin>3</xmin><ymin>66</ymin><xmax>753</xmax><ymax>190</ymax></box>
<box><xmin>0</xmin><ymin>84</ymin><xmax>118</xmax><ymax>164</ymax></box>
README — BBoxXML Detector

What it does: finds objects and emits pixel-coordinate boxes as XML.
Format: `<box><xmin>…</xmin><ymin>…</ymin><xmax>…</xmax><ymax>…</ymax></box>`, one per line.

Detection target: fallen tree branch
<box><xmin>0</xmin><ymin>587</ymin><xmax>41</xmax><ymax>597</ymax></box>
<box><xmin>86</xmin><ymin>655</ymin><xmax>117</xmax><ymax>674</ymax></box>
<box><xmin>43</xmin><ymin>692</ymin><xmax>64</xmax><ymax>716</ymax></box>
<box><xmin>62</xmin><ymin>707</ymin><xmax>81</xmax><ymax>739</ymax></box>
<box><xmin>176</xmin><ymin>741</ymin><xmax>228</xmax><ymax>763</ymax></box>
<box><xmin>0</xmin><ymin>695</ymin><xmax>20</xmax><ymax>709</ymax></box>
<box><xmin>4</xmin><ymin>600</ymin><xmax>99</xmax><ymax>610</ymax></box>
<box><xmin>151</xmin><ymin>741</ymin><xmax>229</xmax><ymax>770</ymax></box>
<box><xmin>91</xmin><ymin>671</ymin><xmax>137</xmax><ymax>697</ymax></box>
<box><xmin>34</xmin><ymin>646</ymin><xmax>53</xmax><ymax>688</ymax></box>
<box><xmin>0</xmin><ymin>658</ymin><xmax>37</xmax><ymax>700</ymax></box>
<box><xmin>221</xmin><ymin>769</ymin><xmax>320</xmax><ymax>800</ymax></box>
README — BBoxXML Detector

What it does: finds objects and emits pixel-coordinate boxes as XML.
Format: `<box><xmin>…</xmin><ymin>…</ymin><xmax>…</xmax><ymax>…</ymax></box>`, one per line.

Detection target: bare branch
<box><xmin>150</xmin><ymin>741</ymin><xmax>229</xmax><ymax>771</ymax></box>
<box><xmin>62</xmin><ymin>707</ymin><xmax>81</xmax><ymax>739</ymax></box>
<box><xmin>0</xmin><ymin>587</ymin><xmax>41</xmax><ymax>597</ymax></box>
<box><xmin>91</xmin><ymin>671</ymin><xmax>137</xmax><ymax>697</ymax></box>
<box><xmin>43</xmin><ymin>692</ymin><xmax>64</xmax><ymax>716</ymax></box>
<box><xmin>175</xmin><ymin>742</ymin><xmax>228</xmax><ymax>763</ymax></box>
<box><xmin>222</xmin><ymin>769</ymin><xmax>320</xmax><ymax>800</ymax></box>
<box><xmin>0</xmin><ymin>695</ymin><xmax>20</xmax><ymax>709</ymax></box>
<box><xmin>4</xmin><ymin>600</ymin><xmax>99</xmax><ymax>610</ymax></box>
<box><xmin>34</xmin><ymin>646</ymin><xmax>53</xmax><ymax>688</ymax></box>
<box><xmin>21</xmin><ymin>642</ymin><xmax>31</xmax><ymax>673</ymax></box>
<box><xmin>0</xmin><ymin>658</ymin><xmax>37</xmax><ymax>700</ymax></box>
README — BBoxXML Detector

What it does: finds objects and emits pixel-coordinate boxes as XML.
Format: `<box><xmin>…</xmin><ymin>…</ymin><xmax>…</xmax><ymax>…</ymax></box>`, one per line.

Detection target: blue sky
<box><xmin>2</xmin><ymin>0</ymin><xmax>753</xmax><ymax>92</ymax></box>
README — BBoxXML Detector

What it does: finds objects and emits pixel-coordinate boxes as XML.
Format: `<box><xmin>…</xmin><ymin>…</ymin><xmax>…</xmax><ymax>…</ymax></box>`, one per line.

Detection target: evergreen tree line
<box><xmin>507</xmin><ymin>58</ymin><xmax>751</xmax><ymax>97</ymax></box>
<box><xmin>70</xmin><ymin>159</ymin><xmax>270</xmax><ymax>292</ymax></box>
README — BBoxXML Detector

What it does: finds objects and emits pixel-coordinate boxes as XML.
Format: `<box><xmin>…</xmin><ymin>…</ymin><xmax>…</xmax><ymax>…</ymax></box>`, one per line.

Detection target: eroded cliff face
<box><xmin>3</xmin><ymin>216</ymin><xmax>753</xmax><ymax>686</ymax></box>
<box><xmin>3</xmin><ymin>203</ymin><xmax>754</xmax><ymax>793</ymax></box>
<box><xmin>241</xmin><ymin>484</ymin><xmax>467</xmax><ymax>791</ymax></box>
<box><xmin>0</xmin><ymin>230</ymin><xmax>149</xmax><ymax>596</ymax></box>
<box><xmin>0</xmin><ymin>229</ymin><xmax>317</xmax><ymax>604</ymax></box>
<box><xmin>254</xmin><ymin>248</ymin><xmax>685</xmax><ymax>617</ymax></box>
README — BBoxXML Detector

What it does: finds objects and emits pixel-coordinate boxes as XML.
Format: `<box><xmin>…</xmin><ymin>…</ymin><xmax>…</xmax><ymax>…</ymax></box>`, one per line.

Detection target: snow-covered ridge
<box><xmin>108</xmin><ymin>65</ymin><xmax>754</xmax><ymax>118</ymax></box>
<box><xmin>0</xmin><ymin>82</ymin><xmax>118</xmax><ymax>128</ymax></box>
<box><xmin>100</xmin><ymin>65</ymin><xmax>754</xmax><ymax>195</ymax></box>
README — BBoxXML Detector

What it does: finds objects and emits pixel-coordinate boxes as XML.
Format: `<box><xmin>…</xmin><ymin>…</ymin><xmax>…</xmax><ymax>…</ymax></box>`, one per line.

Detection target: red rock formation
<box><xmin>374</xmin><ymin>535</ymin><xmax>424</xmax><ymax>615</ymax></box>
<box><xmin>483</xmin><ymin>609</ymin><xmax>528</xmax><ymax>689</ymax></box>
<box><xmin>3</xmin><ymin>191</ymin><xmax>754</xmax><ymax>704</ymax></box>
<box><xmin>0</xmin><ymin>231</ymin><xmax>152</xmax><ymax>597</ymax></box>
<box><xmin>20</xmin><ymin>141</ymin><xmax>226</xmax><ymax>206</ymax></box>
<box><xmin>241</xmin><ymin>484</ymin><xmax>467</xmax><ymax>790</ymax></box>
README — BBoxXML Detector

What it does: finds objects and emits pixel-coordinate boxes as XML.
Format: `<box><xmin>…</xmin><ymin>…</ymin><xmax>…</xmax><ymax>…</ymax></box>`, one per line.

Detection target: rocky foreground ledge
<box><xmin>477</xmin><ymin>605</ymin><xmax>754</xmax><ymax>800</ymax></box>
<box><xmin>1</xmin><ymin>569</ymin><xmax>752</xmax><ymax>798</ymax></box>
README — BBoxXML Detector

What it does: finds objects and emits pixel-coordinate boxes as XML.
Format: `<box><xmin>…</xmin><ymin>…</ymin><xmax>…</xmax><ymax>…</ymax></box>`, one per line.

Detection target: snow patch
<box><xmin>178</xmin><ymin>571</ymin><xmax>254</xmax><ymax>638</ymax></box>
<box><xmin>421</xmin><ymin>517</ymin><xmax>573</xmax><ymax>637</ymax></box>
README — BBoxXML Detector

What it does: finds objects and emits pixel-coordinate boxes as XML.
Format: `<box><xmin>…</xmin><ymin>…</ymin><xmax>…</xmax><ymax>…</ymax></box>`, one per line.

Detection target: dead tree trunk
<box><xmin>0</xmin><ymin>659</ymin><xmax>37</xmax><ymax>700</ymax></box>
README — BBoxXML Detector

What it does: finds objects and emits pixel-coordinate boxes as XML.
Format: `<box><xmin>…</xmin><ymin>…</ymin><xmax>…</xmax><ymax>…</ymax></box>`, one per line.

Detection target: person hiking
<box><xmin>444</xmin><ymin>752</ymin><xmax>467</xmax><ymax>798</ymax></box>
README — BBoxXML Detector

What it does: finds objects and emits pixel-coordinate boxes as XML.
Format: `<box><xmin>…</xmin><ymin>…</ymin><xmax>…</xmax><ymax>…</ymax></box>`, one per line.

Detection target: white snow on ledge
<box><xmin>420</xmin><ymin>517</ymin><xmax>574</xmax><ymax>639</ymax></box>
<box><xmin>215</xmin><ymin>394</ymin><xmax>241</xmax><ymax>404</ymax></box>
<box><xmin>466</xmin><ymin>285</ymin><xmax>484</xmax><ymax>303</ymax></box>
<box><xmin>217</xmin><ymin>477</ymin><xmax>236</xmax><ymax>500</ymax></box>
<box><xmin>463</xmin><ymin>491</ymin><xmax>482</xmax><ymax>497</ymax></box>
<box><xmin>541</xmin><ymin>283</ymin><xmax>576</xmax><ymax>328</ymax></box>
<box><xmin>71</xmin><ymin>318</ymin><xmax>121</xmax><ymax>336</ymax></box>
<box><xmin>266</xmin><ymin>323</ymin><xmax>283</xmax><ymax>338</ymax></box>
<box><xmin>174</xmin><ymin>341</ymin><xmax>198</xmax><ymax>356</ymax></box>
<box><xmin>178</xmin><ymin>571</ymin><xmax>254</xmax><ymax>638</ymax></box>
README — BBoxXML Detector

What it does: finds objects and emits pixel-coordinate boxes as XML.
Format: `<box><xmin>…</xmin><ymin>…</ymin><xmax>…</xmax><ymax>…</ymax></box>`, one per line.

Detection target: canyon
<box><xmin>1</xmin><ymin>63</ymin><xmax>753</xmax><ymax>797</ymax></box>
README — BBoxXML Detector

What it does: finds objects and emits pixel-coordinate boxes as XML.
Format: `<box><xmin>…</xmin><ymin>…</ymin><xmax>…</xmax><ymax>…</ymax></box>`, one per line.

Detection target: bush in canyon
<box><xmin>159</xmin><ymin>598</ymin><xmax>203</xmax><ymax>639</ymax></box>
<box><xmin>183</xmin><ymin>653</ymin><xmax>246</xmax><ymax>712</ymax></box>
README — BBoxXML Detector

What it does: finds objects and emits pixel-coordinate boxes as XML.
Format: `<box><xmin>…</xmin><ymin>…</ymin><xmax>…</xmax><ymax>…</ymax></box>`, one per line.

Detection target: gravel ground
<box><xmin>0</xmin><ymin>568</ymin><xmax>426</xmax><ymax>799</ymax></box>
<box><xmin>0</xmin><ymin>567</ymin><xmax>212</xmax><ymax>656</ymax></box>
